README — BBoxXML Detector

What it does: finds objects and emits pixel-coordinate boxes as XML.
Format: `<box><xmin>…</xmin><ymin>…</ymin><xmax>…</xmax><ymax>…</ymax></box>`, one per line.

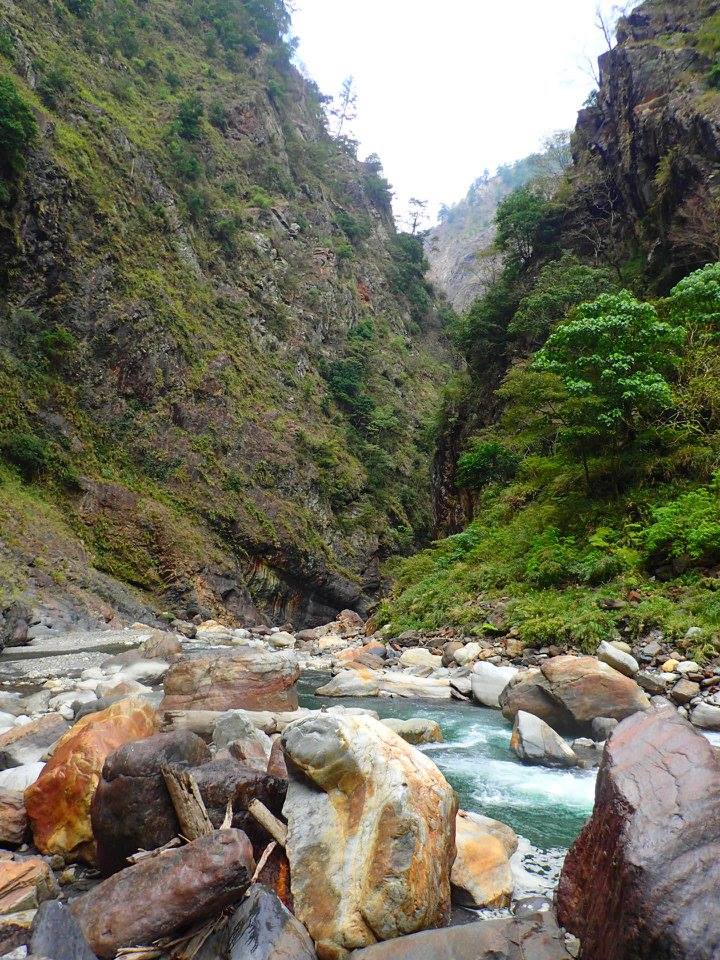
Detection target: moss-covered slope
<box><xmin>0</xmin><ymin>0</ymin><xmax>451</xmax><ymax>627</ymax></box>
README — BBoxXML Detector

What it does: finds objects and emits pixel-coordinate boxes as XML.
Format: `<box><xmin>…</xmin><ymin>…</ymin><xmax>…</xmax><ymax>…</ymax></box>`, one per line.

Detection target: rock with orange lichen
<box><xmin>25</xmin><ymin>698</ymin><xmax>156</xmax><ymax>863</ymax></box>
<box><xmin>281</xmin><ymin>714</ymin><xmax>457</xmax><ymax>960</ymax></box>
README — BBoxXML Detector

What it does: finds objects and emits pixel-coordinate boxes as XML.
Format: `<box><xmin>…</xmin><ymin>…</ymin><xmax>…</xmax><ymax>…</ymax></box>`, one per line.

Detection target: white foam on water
<box><xmin>510</xmin><ymin>836</ymin><xmax>568</xmax><ymax>899</ymax></box>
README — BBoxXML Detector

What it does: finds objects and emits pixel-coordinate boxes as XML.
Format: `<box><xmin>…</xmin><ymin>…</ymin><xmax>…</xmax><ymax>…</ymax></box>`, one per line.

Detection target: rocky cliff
<box><xmin>0</xmin><ymin>0</ymin><xmax>450</xmax><ymax>632</ymax></box>
<box><xmin>570</xmin><ymin>0</ymin><xmax>720</xmax><ymax>286</ymax></box>
<box><xmin>425</xmin><ymin>157</ymin><xmax>541</xmax><ymax>311</ymax></box>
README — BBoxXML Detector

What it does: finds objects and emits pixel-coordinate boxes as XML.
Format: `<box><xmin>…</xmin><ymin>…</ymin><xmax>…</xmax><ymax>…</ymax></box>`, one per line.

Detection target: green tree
<box><xmin>508</xmin><ymin>253</ymin><xmax>618</xmax><ymax>344</ymax></box>
<box><xmin>666</xmin><ymin>262</ymin><xmax>720</xmax><ymax>328</ymax></box>
<box><xmin>0</xmin><ymin>76</ymin><xmax>37</xmax><ymax>175</ymax></box>
<box><xmin>494</xmin><ymin>185</ymin><xmax>561</xmax><ymax>268</ymax></box>
<box><xmin>175</xmin><ymin>95</ymin><xmax>204</xmax><ymax>141</ymax></box>
<box><xmin>533</xmin><ymin>291</ymin><xmax>685</xmax><ymax>483</ymax></box>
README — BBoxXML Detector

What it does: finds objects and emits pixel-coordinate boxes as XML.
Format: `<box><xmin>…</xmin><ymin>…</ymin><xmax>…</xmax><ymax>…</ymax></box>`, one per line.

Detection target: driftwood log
<box><xmin>161</xmin><ymin>767</ymin><xmax>213</xmax><ymax>841</ymax></box>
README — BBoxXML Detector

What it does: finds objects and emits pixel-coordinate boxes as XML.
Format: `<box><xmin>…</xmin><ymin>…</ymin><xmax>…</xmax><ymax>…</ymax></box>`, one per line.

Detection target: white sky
<box><xmin>291</xmin><ymin>0</ymin><xmax>627</xmax><ymax>225</ymax></box>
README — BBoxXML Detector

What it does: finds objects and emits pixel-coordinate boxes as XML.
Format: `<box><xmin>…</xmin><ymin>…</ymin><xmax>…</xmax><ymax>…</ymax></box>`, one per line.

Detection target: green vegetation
<box><xmin>0</xmin><ymin>75</ymin><xmax>37</xmax><ymax>184</ymax></box>
<box><xmin>380</xmin><ymin>240</ymin><xmax>720</xmax><ymax>660</ymax></box>
<box><xmin>0</xmin><ymin>0</ymin><xmax>450</xmax><ymax>615</ymax></box>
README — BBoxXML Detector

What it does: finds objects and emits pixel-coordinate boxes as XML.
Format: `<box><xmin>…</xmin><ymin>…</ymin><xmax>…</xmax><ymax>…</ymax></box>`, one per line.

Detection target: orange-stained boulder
<box><xmin>25</xmin><ymin>698</ymin><xmax>156</xmax><ymax>863</ymax></box>
<box><xmin>282</xmin><ymin>714</ymin><xmax>457</xmax><ymax>959</ymax></box>
<box><xmin>160</xmin><ymin>648</ymin><xmax>299</xmax><ymax>712</ymax></box>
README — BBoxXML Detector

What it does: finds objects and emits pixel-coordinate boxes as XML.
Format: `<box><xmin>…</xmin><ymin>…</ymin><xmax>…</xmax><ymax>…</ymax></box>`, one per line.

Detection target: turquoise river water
<box><xmin>298</xmin><ymin>673</ymin><xmax>596</xmax><ymax>853</ymax></box>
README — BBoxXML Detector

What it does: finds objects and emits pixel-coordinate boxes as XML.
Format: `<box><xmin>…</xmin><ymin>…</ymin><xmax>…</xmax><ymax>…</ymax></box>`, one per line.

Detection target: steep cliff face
<box><xmin>425</xmin><ymin>158</ymin><xmax>540</xmax><ymax>311</ymax></box>
<box><xmin>571</xmin><ymin>0</ymin><xmax>720</xmax><ymax>286</ymax></box>
<box><xmin>0</xmin><ymin>0</ymin><xmax>450</xmax><ymax>629</ymax></box>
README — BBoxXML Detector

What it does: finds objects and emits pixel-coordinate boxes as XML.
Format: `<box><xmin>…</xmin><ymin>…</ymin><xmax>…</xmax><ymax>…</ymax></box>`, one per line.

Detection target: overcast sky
<box><xmin>291</xmin><ymin>1</ymin><xmax>628</xmax><ymax>225</ymax></box>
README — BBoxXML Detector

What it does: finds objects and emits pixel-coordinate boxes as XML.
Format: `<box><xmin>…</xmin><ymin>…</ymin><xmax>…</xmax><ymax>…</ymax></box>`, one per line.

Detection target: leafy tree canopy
<box><xmin>508</xmin><ymin>253</ymin><xmax>618</xmax><ymax>343</ymax></box>
<box><xmin>533</xmin><ymin>291</ymin><xmax>686</xmax><ymax>447</ymax></box>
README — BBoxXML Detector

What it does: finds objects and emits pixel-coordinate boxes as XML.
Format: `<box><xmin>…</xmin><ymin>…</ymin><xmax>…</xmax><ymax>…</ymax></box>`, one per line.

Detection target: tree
<box><xmin>666</xmin><ymin>262</ymin><xmax>720</xmax><ymax>329</ymax></box>
<box><xmin>494</xmin><ymin>186</ymin><xmax>560</xmax><ymax>269</ymax></box>
<box><xmin>407</xmin><ymin>197</ymin><xmax>428</xmax><ymax>235</ymax></box>
<box><xmin>532</xmin><ymin>291</ymin><xmax>685</xmax><ymax>483</ymax></box>
<box><xmin>330</xmin><ymin>76</ymin><xmax>357</xmax><ymax>138</ymax></box>
<box><xmin>508</xmin><ymin>253</ymin><xmax>618</xmax><ymax>345</ymax></box>
<box><xmin>0</xmin><ymin>76</ymin><xmax>37</xmax><ymax>176</ymax></box>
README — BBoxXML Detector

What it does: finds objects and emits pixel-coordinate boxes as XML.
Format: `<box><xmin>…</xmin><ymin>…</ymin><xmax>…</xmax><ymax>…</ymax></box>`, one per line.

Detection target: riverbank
<box><xmin>0</xmin><ymin>612</ymin><xmax>718</xmax><ymax>958</ymax></box>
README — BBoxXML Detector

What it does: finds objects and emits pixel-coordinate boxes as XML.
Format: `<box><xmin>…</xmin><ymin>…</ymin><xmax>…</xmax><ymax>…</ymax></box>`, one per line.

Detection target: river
<box><xmin>298</xmin><ymin>672</ymin><xmax>598</xmax><ymax>899</ymax></box>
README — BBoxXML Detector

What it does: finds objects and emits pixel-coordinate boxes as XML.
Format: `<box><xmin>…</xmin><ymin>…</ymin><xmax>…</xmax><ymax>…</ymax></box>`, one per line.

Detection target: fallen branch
<box><xmin>162</xmin><ymin>766</ymin><xmax>214</xmax><ymax>840</ymax></box>
<box><xmin>126</xmin><ymin>837</ymin><xmax>182</xmax><ymax>865</ymax></box>
<box><xmin>247</xmin><ymin>799</ymin><xmax>287</xmax><ymax>847</ymax></box>
<box><xmin>250</xmin><ymin>840</ymin><xmax>277</xmax><ymax>885</ymax></box>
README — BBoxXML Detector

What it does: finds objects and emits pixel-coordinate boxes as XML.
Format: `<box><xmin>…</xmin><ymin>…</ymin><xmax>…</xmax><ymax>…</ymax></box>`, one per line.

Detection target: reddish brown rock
<box><xmin>500</xmin><ymin>657</ymin><xmax>650</xmax><ymax>733</ymax></box>
<box><xmin>0</xmin><ymin>714</ymin><xmax>69</xmax><ymax>769</ymax></box>
<box><xmin>0</xmin><ymin>790</ymin><xmax>28</xmax><ymax>846</ymax></box>
<box><xmin>0</xmin><ymin>858</ymin><xmax>58</xmax><ymax>914</ymax></box>
<box><xmin>70</xmin><ymin>829</ymin><xmax>255</xmax><ymax>959</ymax></box>
<box><xmin>25</xmin><ymin>698</ymin><xmax>156</xmax><ymax>863</ymax></box>
<box><xmin>557</xmin><ymin>707</ymin><xmax>720</xmax><ymax>960</ymax></box>
<box><xmin>92</xmin><ymin>731</ymin><xmax>211</xmax><ymax>875</ymax></box>
<box><xmin>160</xmin><ymin>648</ymin><xmax>299</xmax><ymax>712</ymax></box>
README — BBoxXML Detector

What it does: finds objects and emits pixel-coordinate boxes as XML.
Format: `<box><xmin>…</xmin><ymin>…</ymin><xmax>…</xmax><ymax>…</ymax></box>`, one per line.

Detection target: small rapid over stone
<box><xmin>298</xmin><ymin>673</ymin><xmax>597</xmax><ymax>898</ymax></box>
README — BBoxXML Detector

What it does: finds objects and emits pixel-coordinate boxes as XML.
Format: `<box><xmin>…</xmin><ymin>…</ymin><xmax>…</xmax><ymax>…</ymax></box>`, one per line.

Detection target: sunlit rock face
<box><xmin>25</xmin><ymin>698</ymin><xmax>156</xmax><ymax>863</ymax></box>
<box><xmin>281</xmin><ymin>713</ymin><xmax>458</xmax><ymax>960</ymax></box>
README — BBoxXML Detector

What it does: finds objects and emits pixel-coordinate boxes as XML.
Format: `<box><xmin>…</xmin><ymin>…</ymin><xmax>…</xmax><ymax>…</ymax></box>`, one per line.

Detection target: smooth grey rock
<box><xmin>591</xmin><ymin>717</ymin><xmax>618</xmax><ymax>741</ymax></box>
<box><xmin>510</xmin><ymin>711</ymin><xmax>577</xmax><ymax>768</ymax></box>
<box><xmin>635</xmin><ymin>670</ymin><xmax>667</xmax><ymax>695</ymax></box>
<box><xmin>470</xmin><ymin>663</ymin><xmax>518</xmax><ymax>709</ymax></box>
<box><xmin>227</xmin><ymin>884</ymin><xmax>316</xmax><ymax>960</ymax></box>
<box><xmin>348</xmin><ymin>912</ymin><xmax>573</xmax><ymax>958</ymax></box>
<box><xmin>597</xmin><ymin>640</ymin><xmax>638</xmax><ymax>677</ymax></box>
<box><xmin>213</xmin><ymin>713</ymin><xmax>273</xmax><ymax>770</ymax></box>
<box><xmin>380</xmin><ymin>717</ymin><xmax>443</xmax><ymax>744</ymax></box>
<box><xmin>690</xmin><ymin>702</ymin><xmax>720</xmax><ymax>731</ymax></box>
<box><xmin>31</xmin><ymin>901</ymin><xmax>97</xmax><ymax>960</ymax></box>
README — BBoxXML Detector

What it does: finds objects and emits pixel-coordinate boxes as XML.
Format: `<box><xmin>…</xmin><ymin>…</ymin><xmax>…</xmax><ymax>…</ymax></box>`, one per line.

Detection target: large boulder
<box><xmin>557</xmin><ymin>707</ymin><xmax>720</xmax><ymax>959</ymax></box>
<box><xmin>510</xmin><ymin>711</ymin><xmax>577</xmax><ymax>768</ymax></box>
<box><xmin>31</xmin><ymin>901</ymin><xmax>97</xmax><ymax>960</ymax></box>
<box><xmin>451</xmin><ymin>810</ymin><xmax>515</xmax><ymax>909</ymax></box>
<box><xmin>190</xmin><ymin>758</ymin><xmax>287</xmax><ymax>854</ymax></box>
<box><xmin>500</xmin><ymin>656</ymin><xmax>650</xmax><ymax>733</ymax></box>
<box><xmin>347</xmin><ymin>913</ymin><xmax>574</xmax><ymax>959</ymax></box>
<box><xmin>470</xmin><ymin>663</ymin><xmax>518</xmax><ymax>709</ymax></box>
<box><xmin>91</xmin><ymin>730</ymin><xmax>211</xmax><ymax>874</ymax></box>
<box><xmin>213</xmin><ymin>711</ymin><xmax>273</xmax><ymax>770</ymax></box>
<box><xmin>70</xmin><ymin>829</ymin><xmax>255</xmax><ymax>959</ymax></box>
<box><xmin>380</xmin><ymin>717</ymin><xmax>443</xmax><ymax>745</ymax></box>
<box><xmin>25</xmin><ymin>698</ymin><xmax>156</xmax><ymax>863</ymax></box>
<box><xmin>227</xmin><ymin>884</ymin><xmax>317</xmax><ymax>960</ymax></box>
<box><xmin>281</xmin><ymin>714</ymin><xmax>457</xmax><ymax>959</ymax></box>
<box><xmin>160</xmin><ymin>648</ymin><xmax>299</xmax><ymax>712</ymax></box>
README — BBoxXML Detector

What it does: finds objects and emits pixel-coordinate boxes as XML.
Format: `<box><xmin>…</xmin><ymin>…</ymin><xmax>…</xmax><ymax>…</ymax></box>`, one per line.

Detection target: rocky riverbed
<box><xmin>0</xmin><ymin>610</ymin><xmax>717</xmax><ymax>959</ymax></box>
